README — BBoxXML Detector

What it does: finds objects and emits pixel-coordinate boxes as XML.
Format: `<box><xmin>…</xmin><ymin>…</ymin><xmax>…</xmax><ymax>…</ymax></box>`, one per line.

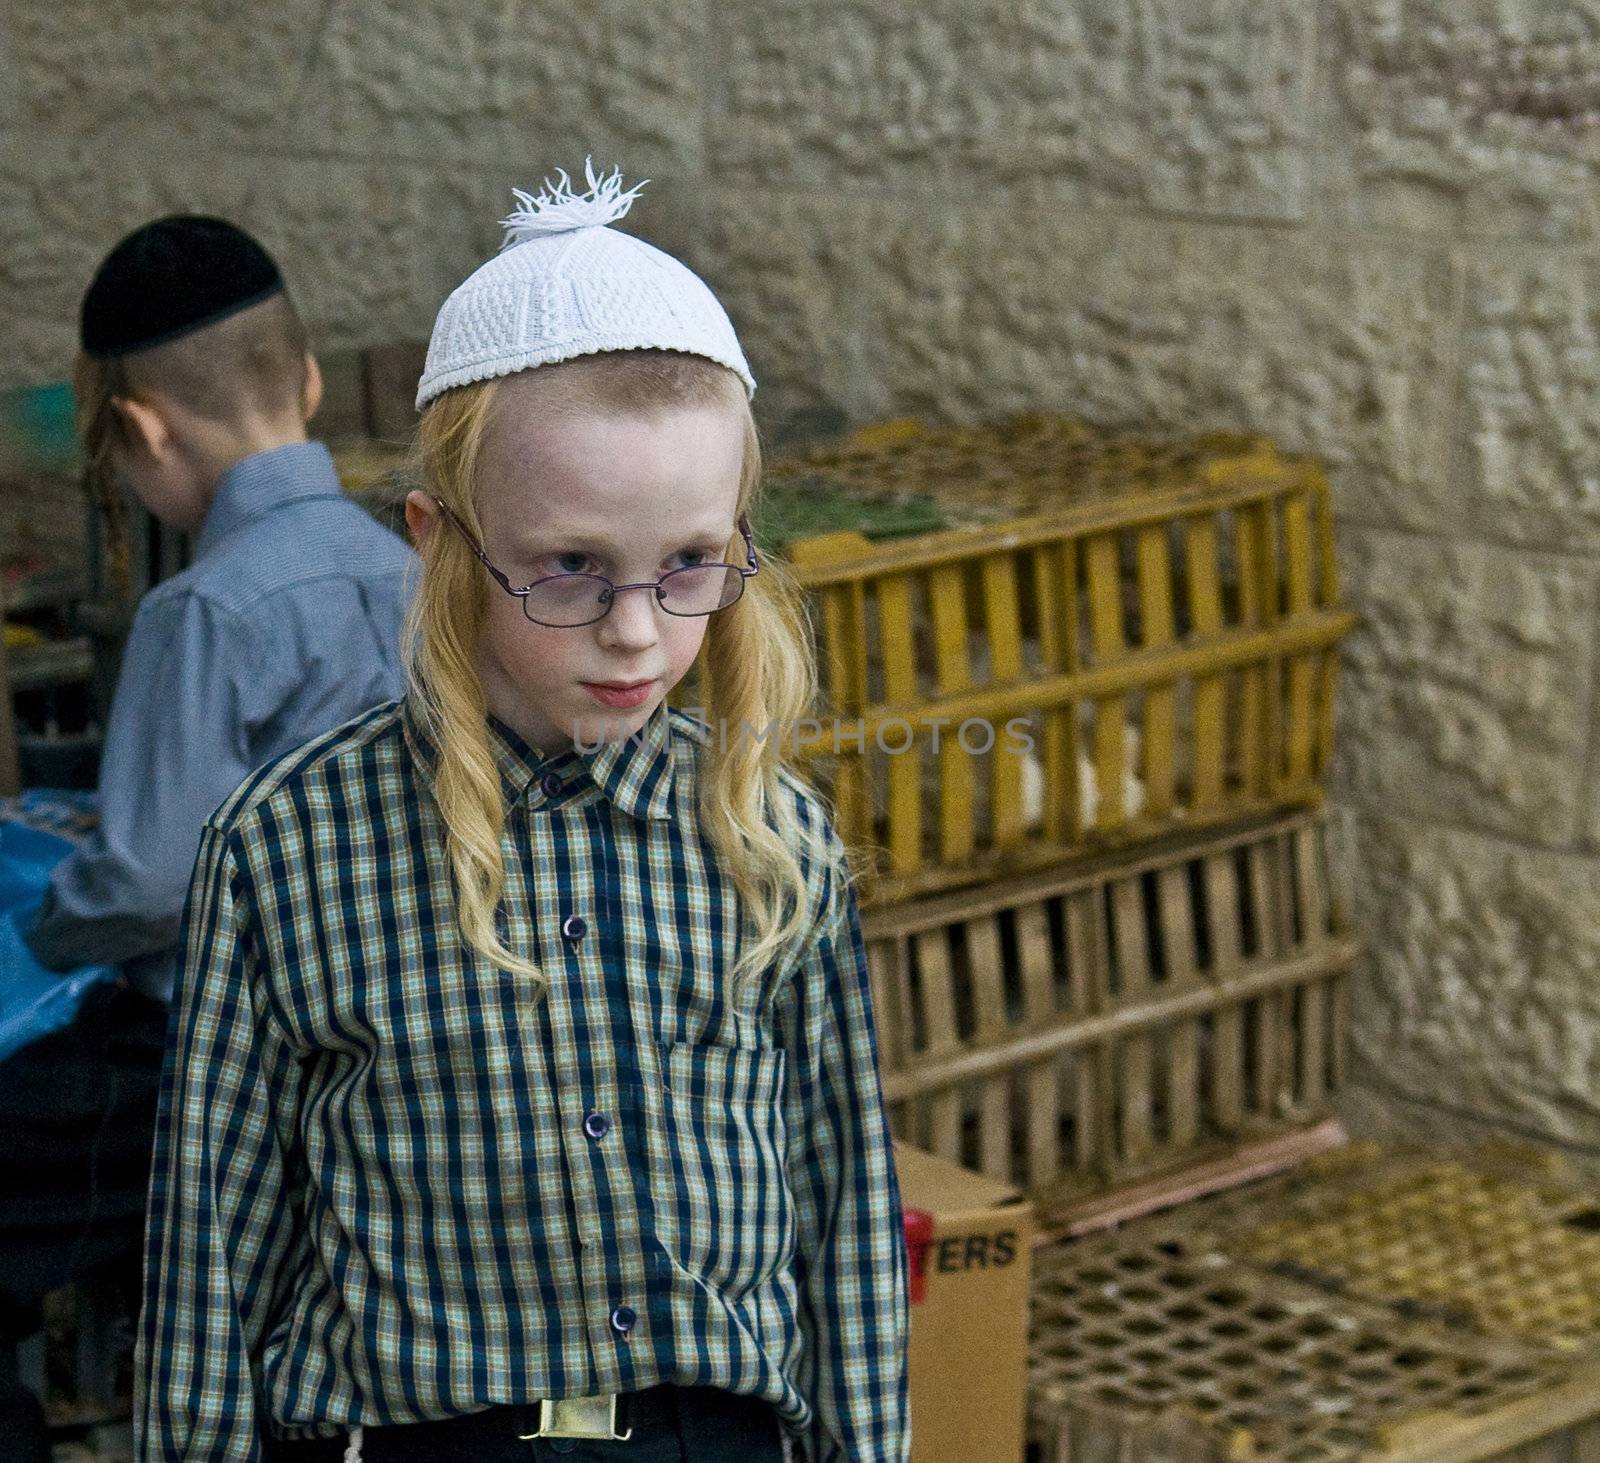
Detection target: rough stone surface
<box><xmin>238</xmin><ymin>157</ymin><xmax>491</xmax><ymax>355</ymax></box>
<box><xmin>0</xmin><ymin>23</ymin><xmax>22</xmax><ymax>133</ymax></box>
<box><xmin>716</xmin><ymin>0</ymin><xmax>1313</xmax><ymax>222</ymax></box>
<box><xmin>1</xmin><ymin>0</ymin><xmax>708</xmax><ymax>173</ymax></box>
<box><xmin>1344</xmin><ymin>809</ymin><xmax>1600</xmax><ymax>1152</ymax></box>
<box><xmin>290</xmin><ymin>1</ymin><xmax>707</xmax><ymax>172</ymax></box>
<box><xmin>943</xmin><ymin>212</ymin><xmax>1456</xmax><ymax>532</ymax></box>
<box><xmin>0</xmin><ymin>143</ymin><xmax>484</xmax><ymax>386</ymax></box>
<box><xmin>0</xmin><ymin>136</ymin><xmax>258</xmax><ymax>387</ymax></box>
<box><xmin>1337</xmin><ymin>1083</ymin><xmax>1600</xmax><ymax>1182</ymax></box>
<box><xmin>2</xmin><ymin>0</ymin><xmax>326</xmax><ymax>153</ymax></box>
<box><xmin>1333</xmin><ymin>527</ymin><xmax>1596</xmax><ymax>845</ymax></box>
<box><xmin>1460</xmin><ymin>253</ymin><xmax>1600</xmax><ymax>549</ymax></box>
<box><xmin>693</xmin><ymin>202</ymin><xmax>1459</xmax><ymax>524</ymax></box>
<box><xmin>691</xmin><ymin>190</ymin><xmax>968</xmax><ymax>441</ymax></box>
<box><xmin>1327</xmin><ymin>0</ymin><xmax>1600</xmax><ymax>242</ymax></box>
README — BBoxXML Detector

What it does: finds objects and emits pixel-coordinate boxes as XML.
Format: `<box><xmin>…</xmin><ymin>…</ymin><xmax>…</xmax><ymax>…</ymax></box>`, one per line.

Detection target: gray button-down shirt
<box><xmin>26</xmin><ymin>440</ymin><xmax>415</xmax><ymax>1002</ymax></box>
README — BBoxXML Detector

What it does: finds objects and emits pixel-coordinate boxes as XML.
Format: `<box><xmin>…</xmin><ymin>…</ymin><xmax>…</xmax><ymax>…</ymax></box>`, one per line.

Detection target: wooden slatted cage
<box><xmin>862</xmin><ymin>809</ymin><xmax>1357</xmax><ymax>1209</ymax></box>
<box><xmin>782</xmin><ymin>435</ymin><xmax>1356</xmax><ymax>907</ymax></box>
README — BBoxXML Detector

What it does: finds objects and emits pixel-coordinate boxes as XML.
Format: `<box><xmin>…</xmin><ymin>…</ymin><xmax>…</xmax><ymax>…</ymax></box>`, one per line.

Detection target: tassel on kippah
<box><xmin>499</xmin><ymin>158</ymin><xmax>647</xmax><ymax>249</ymax></box>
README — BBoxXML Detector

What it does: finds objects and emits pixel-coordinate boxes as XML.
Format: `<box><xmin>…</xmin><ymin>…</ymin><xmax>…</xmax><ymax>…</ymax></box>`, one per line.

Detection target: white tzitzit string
<box><xmin>499</xmin><ymin>158</ymin><xmax>648</xmax><ymax>248</ymax></box>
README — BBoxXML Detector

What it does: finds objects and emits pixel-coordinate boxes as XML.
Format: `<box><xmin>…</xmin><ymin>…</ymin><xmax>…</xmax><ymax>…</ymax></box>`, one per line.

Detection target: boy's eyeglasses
<box><xmin>431</xmin><ymin>496</ymin><xmax>760</xmax><ymax>629</ymax></box>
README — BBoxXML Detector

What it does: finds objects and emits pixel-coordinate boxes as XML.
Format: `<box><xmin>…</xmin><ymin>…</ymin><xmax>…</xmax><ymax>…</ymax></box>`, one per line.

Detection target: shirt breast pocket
<box><xmin>645</xmin><ymin>1041</ymin><xmax>794</xmax><ymax>1305</ymax></box>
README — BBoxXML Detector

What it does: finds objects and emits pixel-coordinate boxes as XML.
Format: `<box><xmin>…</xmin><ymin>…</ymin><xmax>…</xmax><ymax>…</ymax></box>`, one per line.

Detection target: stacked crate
<box><xmin>770</xmin><ymin>417</ymin><xmax>1358</xmax><ymax>1207</ymax></box>
<box><xmin>772</xmin><ymin>421</ymin><xmax>1600</xmax><ymax>1458</ymax></box>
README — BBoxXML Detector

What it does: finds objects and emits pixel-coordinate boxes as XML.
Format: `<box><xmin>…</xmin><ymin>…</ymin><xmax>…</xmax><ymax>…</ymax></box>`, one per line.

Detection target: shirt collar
<box><xmin>403</xmin><ymin>695</ymin><xmax>681</xmax><ymax>821</ymax></box>
<box><xmin>577</xmin><ymin>702</ymin><xmax>681</xmax><ymax>821</ymax></box>
<box><xmin>194</xmin><ymin>441</ymin><xmax>344</xmax><ymax>558</ymax></box>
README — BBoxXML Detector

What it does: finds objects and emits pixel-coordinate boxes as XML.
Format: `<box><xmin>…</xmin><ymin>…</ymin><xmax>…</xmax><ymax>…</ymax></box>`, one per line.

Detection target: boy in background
<box><xmin>0</xmin><ymin>216</ymin><xmax>415</xmax><ymax>1460</ymax></box>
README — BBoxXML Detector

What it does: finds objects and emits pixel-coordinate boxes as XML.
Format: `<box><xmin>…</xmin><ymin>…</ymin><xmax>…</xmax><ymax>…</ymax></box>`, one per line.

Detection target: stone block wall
<box><xmin>3</xmin><ymin>1</ymin><xmax>1598</xmax><ymax>1160</ymax></box>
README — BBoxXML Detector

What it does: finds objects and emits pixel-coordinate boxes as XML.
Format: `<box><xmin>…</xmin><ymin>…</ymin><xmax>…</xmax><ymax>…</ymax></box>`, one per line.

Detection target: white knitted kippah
<box><xmin>416</xmin><ymin>161</ymin><xmax>755</xmax><ymax>410</ymax></box>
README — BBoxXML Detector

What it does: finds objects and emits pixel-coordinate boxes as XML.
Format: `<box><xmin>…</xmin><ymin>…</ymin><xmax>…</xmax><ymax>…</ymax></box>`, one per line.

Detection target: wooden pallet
<box><xmin>1170</xmin><ymin>1144</ymin><xmax>1600</xmax><ymax>1360</ymax></box>
<box><xmin>1028</xmin><ymin>1196</ymin><xmax>1600</xmax><ymax>1463</ymax></box>
<box><xmin>863</xmin><ymin>809</ymin><xmax>1357</xmax><ymax>1212</ymax></box>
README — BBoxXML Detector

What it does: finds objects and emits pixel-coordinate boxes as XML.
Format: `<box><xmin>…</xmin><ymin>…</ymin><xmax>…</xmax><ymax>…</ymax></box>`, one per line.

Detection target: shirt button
<box><xmin>541</xmin><ymin>772</ymin><xmax>563</xmax><ymax>798</ymax></box>
<box><xmin>583</xmin><ymin>1111</ymin><xmax>611</xmax><ymax>1140</ymax></box>
<box><xmin>610</xmin><ymin>1305</ymin><xmax>636</xmax><ymax>1336</ymax></box>
<box><xmin>562</xmin><ymin>914</ymin><xmax>587</xmax><ymax>941</ymax></box>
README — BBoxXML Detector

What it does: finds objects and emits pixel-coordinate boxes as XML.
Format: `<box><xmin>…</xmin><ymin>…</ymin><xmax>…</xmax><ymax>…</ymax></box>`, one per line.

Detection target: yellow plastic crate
<box><xmin>779</xmin><ymin>419</ymin><xmax>1358</xmax><ymax>907</ymax></box>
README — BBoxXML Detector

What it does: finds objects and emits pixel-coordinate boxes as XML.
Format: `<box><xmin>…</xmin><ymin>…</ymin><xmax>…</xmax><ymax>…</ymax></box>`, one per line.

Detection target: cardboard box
<box><xmin>895</xmin><ymin>1141</ymin><xmax>1034</xmax><ymax>1463</ymax></box>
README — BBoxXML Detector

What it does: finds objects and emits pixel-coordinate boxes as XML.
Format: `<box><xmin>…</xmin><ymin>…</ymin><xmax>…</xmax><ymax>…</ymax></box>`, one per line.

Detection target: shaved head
<box><xmin>122</xmin><ymin>291</ymin><xmax>310</xmax><ymax>423</ymax></box>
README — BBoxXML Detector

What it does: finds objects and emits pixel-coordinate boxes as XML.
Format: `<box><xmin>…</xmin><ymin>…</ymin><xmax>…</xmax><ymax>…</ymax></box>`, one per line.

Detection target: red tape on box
<box><xmin>903</xmin><ymin>1207</ymin><xmax>935</xmax><ymax>1304</ymax></box>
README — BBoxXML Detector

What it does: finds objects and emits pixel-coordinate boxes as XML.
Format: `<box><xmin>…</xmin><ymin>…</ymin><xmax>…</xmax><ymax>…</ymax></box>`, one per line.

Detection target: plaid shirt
<box><xmin>136</xmin><ymin>699</ymin><xmax>909</xmax><ymax>1462</ymax></box>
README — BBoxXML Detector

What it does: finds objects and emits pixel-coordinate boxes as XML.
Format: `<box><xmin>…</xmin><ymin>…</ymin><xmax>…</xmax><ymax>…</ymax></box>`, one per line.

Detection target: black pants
<box><xmin>0</xmin><ymin>980</ymin><xmax>168</xmax><ymax>1310</ymax></box>
<box><xmin>261</xmin><ymin>1386</ymin><xmax>787</xmax><ymax>1462</ymax></box>
<box><xmin>0</xmin><ymin>980</ymin><xmax>167</xmax><ymax>1463</ymax></box>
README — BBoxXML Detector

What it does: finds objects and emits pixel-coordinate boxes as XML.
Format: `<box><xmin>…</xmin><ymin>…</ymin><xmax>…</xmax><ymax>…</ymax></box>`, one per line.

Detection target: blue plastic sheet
<box><xmin>0</xmin><ymin>806</ymin><xmax>118</xmax><ymax>1065</ymax></box>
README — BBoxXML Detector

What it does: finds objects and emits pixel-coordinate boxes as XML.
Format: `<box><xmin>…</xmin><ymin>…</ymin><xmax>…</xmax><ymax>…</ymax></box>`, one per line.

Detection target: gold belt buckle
<box><xmin>518</xmin><ymin>1394</ymin><xmax>632</xmax><ymax>1441</ymax></box>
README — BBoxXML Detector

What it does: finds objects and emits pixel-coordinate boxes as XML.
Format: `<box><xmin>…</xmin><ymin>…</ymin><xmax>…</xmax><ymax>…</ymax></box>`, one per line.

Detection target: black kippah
<box><xmin>79</xmin><ymin>214</ymin><xmax>285</xmax><ymax>360</ymax></box>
